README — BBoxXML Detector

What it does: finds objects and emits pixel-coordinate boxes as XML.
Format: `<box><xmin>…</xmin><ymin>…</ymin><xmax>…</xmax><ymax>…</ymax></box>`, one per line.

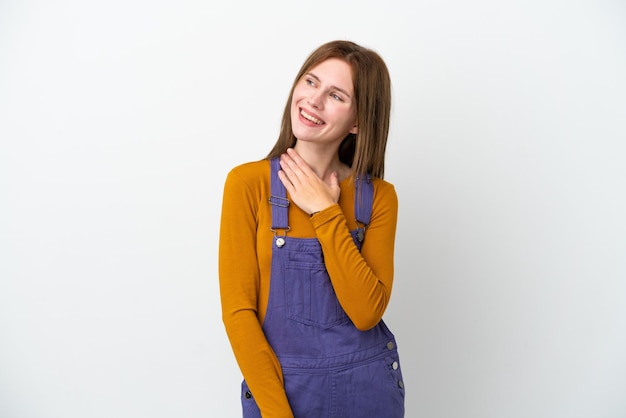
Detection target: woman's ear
<box><xmin>349</xmin><ymin>124</ymin><xmax>358</xmax><ymax>134</ymax></box>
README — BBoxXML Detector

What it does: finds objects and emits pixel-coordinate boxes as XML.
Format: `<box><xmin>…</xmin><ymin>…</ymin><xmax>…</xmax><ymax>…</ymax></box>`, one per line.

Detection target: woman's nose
<box><xmin>307</xmin><ymin>90</ymin><xmax>323</xmax><ymax>109</ymax></box>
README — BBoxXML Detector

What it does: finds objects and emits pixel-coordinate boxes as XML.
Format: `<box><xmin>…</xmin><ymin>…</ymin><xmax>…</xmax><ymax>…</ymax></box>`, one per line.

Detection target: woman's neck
<box><xmin>293</xmin><ymin>141</ymin><xmax>351</xmax><ymax>183</ymax></box>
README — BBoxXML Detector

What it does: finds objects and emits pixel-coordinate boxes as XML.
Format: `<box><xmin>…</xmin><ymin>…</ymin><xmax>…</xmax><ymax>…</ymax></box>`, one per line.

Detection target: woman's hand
<box><xmin>278</xmin><ymin>148</ymin><xmax>340</xmax><ymax>216</ymax></box>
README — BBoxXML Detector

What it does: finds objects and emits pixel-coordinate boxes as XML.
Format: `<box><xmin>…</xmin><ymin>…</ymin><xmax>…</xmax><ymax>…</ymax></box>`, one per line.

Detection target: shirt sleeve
<box><xmin>218</xmin><ymin>168</ymin><xmax>294</xmax><ymax>418</ymax></box>
<box><xmin>311</xmin><ymin>181</ymin><xmax>398</xmax><ymax>330</ymax></box>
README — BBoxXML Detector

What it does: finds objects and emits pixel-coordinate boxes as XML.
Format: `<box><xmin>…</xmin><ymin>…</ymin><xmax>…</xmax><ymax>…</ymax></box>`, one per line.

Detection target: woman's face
<box><xmin>290</xmin><ymin>58</ymin><xmax>358</xmax><ymax>147</ymax></box>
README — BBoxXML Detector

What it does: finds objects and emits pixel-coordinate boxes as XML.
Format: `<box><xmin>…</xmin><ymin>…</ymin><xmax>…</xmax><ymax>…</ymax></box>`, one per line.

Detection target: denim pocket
<box><xmin>284</xmin><ymin>261</ymin><xmax>350</xmax><ymax>328</ymax></box>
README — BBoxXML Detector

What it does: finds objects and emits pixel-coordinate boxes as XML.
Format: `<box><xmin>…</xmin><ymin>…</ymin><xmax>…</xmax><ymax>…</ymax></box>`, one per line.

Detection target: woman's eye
<box><xmin>306</xmin><ymin>79</ymin><xmax>315</xmax><ymax>86</ymax></box>
<box><xmin>331</xmin><ymin>93</ymin><xmax>343</xmax><ymax>101</ymax></box>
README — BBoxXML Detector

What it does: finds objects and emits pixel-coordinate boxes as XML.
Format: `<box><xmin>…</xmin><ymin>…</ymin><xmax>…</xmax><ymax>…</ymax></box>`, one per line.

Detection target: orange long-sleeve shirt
<box><xmin>219</xmin><ymin>159</ymin><xmax>398</xmax><ymax>417</ymax></box>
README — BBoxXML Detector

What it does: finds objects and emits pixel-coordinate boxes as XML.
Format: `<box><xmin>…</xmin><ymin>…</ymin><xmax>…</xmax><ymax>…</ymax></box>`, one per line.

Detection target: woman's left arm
<box><xmin>311</xmin><ymin>182</ymin><xmax>398</xmax><ymax>330</ymax></box>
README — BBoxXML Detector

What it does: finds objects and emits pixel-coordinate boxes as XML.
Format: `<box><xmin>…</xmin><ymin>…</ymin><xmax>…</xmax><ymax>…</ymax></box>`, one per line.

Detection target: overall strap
<box><xmin>353</xmin><ymin>175</ymin><xmax>374</xmax><ymax>247</ymax></box>
<box><xmin>268</xmin><ymin>158</ymin><xmax>289</xmax><ymax>230</ymax></box>
<box><xmin>354</xmin><ymin>175</ymin><xmax>374</xmax><ymax>227</ymax></box>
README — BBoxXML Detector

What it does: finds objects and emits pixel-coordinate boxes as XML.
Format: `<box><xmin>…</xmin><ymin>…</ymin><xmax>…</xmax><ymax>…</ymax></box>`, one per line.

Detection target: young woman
<box><xmin>219</xmin><ymin>40</ymin><xmax>404</xmax><ymax>417</ymax></box>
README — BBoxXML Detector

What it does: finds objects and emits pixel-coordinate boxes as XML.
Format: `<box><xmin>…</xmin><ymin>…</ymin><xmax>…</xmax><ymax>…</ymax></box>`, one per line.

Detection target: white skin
<box><xmin>278</xmin><ymin>58</ymin><xmax>358</xmax><ymax>215</ymax></box>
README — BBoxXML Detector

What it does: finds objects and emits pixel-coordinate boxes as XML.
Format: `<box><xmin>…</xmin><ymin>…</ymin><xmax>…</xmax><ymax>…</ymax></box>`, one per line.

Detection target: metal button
<box><xmin>398</xmin><ymin>380</ymin><xmax>404</xmax><ymax>389</ymax></box>
<box><xmin>356</xmin><ymin>230</ymin><xmax>364</xmax><ymax>242</ymax></box>
<box><xmin>386</xmin><ymin>341</ymin><xmax>395</xmax><ymax>350</ymax></box>
<box><xmin>244</xmin><ymin>390</ymin><xmax>252</xmax><ymax>399</ymax></box>
<box><xmin>275</xmin><ymin>237</ymin><xmax>285</xmax><ymax>248</ymax></box>
<box><xmin>392</xmin><ymin>361</ymin><xmax>399</xmax><ymax>370</ymax></box>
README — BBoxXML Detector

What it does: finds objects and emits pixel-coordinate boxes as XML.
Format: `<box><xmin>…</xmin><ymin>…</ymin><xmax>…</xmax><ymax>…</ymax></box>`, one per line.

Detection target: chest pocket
<box><xmin>284</xmin><ymin>260</ymin><xmax>350</xmax><ymax>329</ymax></box>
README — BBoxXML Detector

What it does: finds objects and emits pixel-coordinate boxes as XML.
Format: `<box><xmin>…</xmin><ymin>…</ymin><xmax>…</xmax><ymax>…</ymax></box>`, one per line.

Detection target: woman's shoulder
<box><xmin>370</xmin><ymin>177</ymin><xmax>398</xmax><ymax>209</ymax></box>
<box><xmin>226</xmin><ymin>159</ymin><xmax>270</xmax><ymax>185</ymax></box>
<box><xmin>371</xmin><ymin>176</ymin><xmax>397</xmax><ymax>196</ymax></box>
<box><xmin>222</xmin><ymin>159</ymin><xmax>271</xmax><ymax>203</ymax></box>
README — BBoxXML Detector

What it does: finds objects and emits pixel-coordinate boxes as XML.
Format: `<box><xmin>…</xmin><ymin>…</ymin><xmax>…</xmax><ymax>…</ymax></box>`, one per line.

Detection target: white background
<box><xmin>1</xmin><ymin>1</ymin><xmax>625</xmax><ymax>417</ymax></box>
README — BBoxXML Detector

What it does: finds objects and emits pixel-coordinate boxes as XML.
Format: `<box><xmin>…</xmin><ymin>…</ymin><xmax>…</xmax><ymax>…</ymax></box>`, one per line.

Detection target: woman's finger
<box><xmin>285</xmin><ymin>148</ymin><xmax>314</xmax><ymax>177</ymax></box>
<box><xmin>277</xmin><ymin>169</ymin><xmax>295</xmax><ymax>194</ymax></box>
<box><xmin>279</xmin><ymin>155</ymin><xmax>302</xmax><ymax>187</ymax></box>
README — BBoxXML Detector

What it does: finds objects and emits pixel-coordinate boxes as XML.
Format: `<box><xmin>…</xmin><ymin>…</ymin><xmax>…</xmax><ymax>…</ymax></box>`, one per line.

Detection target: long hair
<box><xmin>266</xmin><ymin>40</ymin><xmax>391</xmax><ymax>179</ymax></box>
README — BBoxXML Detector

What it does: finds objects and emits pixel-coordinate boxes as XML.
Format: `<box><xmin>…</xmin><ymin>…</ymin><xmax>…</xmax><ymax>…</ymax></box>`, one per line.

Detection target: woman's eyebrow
<box><xmin>306</xmin><ymin>72</ymin><xmax>352</xmax><ymax>98</ymax></box>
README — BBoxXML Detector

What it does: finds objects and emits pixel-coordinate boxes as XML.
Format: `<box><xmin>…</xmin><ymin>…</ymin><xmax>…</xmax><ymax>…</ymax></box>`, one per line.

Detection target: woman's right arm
<box><xmin>219</xmin><ymin>168</ymin><xmax>294</xmax><ymax>418</ymax></box>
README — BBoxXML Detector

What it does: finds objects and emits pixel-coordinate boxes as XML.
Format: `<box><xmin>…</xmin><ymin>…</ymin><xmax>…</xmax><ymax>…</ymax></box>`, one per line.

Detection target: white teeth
<box><xmin>301</xmin><ymin>109</ymin><xmax>323</xmax><ymax>125</ymax></box>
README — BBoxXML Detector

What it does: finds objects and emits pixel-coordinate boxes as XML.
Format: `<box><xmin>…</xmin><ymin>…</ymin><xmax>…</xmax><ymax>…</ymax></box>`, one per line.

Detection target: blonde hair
<box><xmin>266</xmin><ymin>40</ymin><xmax>391</xmax><ymax>179</ymax></box>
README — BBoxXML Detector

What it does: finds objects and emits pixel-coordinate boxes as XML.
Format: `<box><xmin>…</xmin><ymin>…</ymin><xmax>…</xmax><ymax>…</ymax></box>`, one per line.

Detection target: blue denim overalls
<box><xmin>242</xmin><ymin>158</ymin><xmax>405</xmax><ymax>417</ymax></box>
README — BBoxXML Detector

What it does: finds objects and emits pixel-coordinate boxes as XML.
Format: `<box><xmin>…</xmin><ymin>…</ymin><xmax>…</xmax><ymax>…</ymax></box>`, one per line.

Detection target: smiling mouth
<box><xmin>300</xmin><ymin>109</ymin><xmax>324</xmax><ymax>125</ymax></box>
